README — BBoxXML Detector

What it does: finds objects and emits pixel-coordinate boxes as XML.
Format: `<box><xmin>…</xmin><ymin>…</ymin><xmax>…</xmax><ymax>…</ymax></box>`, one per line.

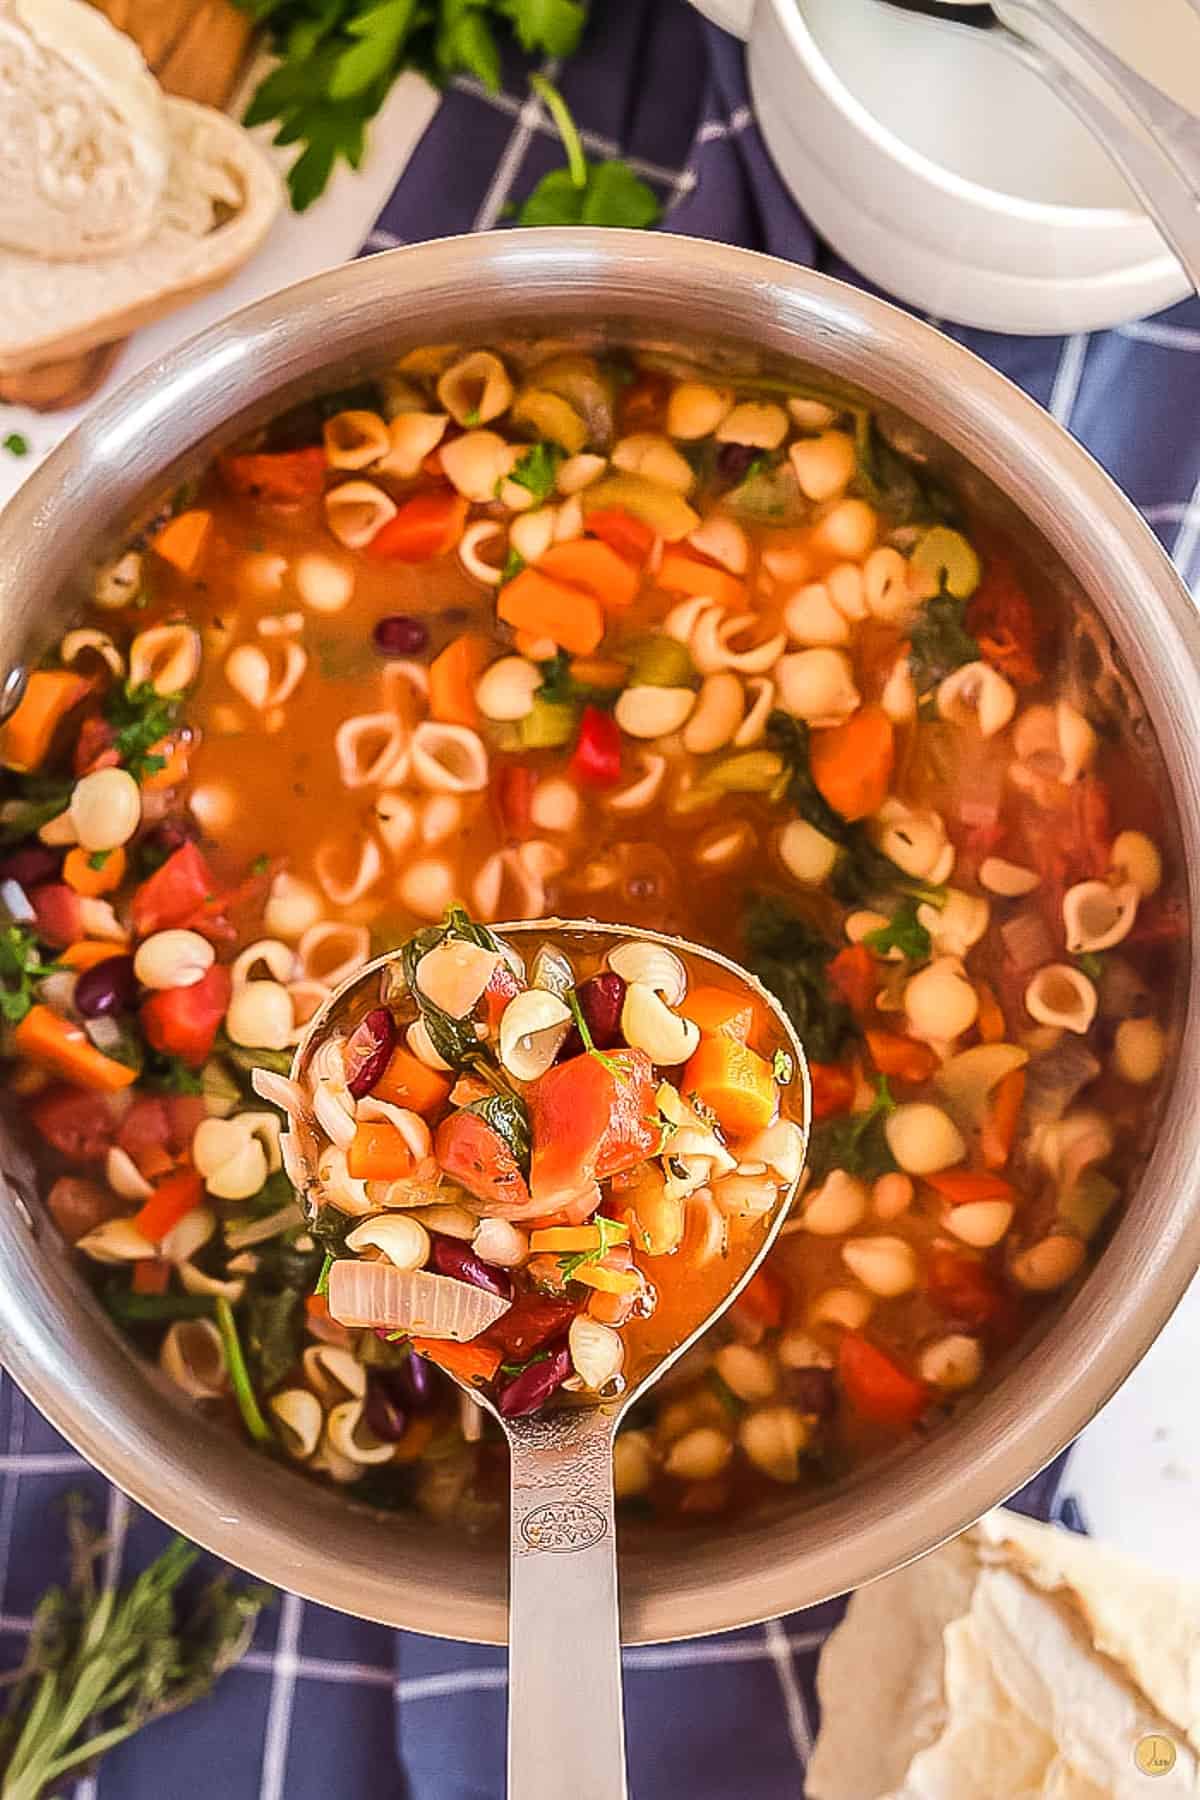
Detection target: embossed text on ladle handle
<box><xmin>505</xmin><ymin>1405</ymin><xmax>626</xmax><ymax>1800</ymax></box>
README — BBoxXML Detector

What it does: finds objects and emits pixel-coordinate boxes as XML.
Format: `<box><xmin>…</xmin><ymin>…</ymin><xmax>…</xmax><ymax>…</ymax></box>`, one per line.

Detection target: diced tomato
<box><xmin>139</xmin><ymin>963</ymin><xmax>231</xmax><ymax>1067</ymax></box>
<box><xmin>164</xmin><ymin>1093</ymin><xmax>209</xmax><ymax>1150</ymax></box>
<box><xmin>809</xmin><ymin>1062</ymin><xmax>856</xmax><ymax>1121</ymax></box>
<box><xmin>495</xmin><ymin>763</ymin><xmax>536</xmax><ymax>839</ymax></box>
<box><xmin>73</xmin><ymin>714</ymin><xmax>118</xmax><ymax>777</ymax></box>
<box><xmin>131</xmin><ymin>842</ymin><xmax>217</xmax><ymax>938</ymax></box>
<box><xmin>827</xmin><ymin>944</ymin><xmax>877</xmax><ymax>1017</ymax></box>
<box><xmin>967</xmin><ymin>555</ymin><xmax>1041</xmax><ymax>687</ymax></box>
<box><xmin>29</xmin><ymin>883</ymin><xmax>84</xmax><ymax>949</ymax></box>
<box><xmin>365</xmin><ymin>490</ymin><xmax>468</xmax><ymax>562</ymax></box>
<box><xmin>1128</xmin><ymin>893</ymin><xmax>1188</xmax><ymax>945</ymax></box>
<box><xmin>46</xmin><ymin>1174</ymin><xmax>122</xmax><ymax>1241</ymax></box>
<box><xmin>482</xmin><ymin>1294</ymin><xmax>579</xmax><ymax>1361</ymax></box>
<box><xmin>732</xmin><ymin>1266</ymin><xmax>789</xmax><ymax>1331</ymax></box>
<box><xmin>838</xmin><ymin>1333</ymin><xmax>929</xmax><ymax>1430</ymax></box>
<box><xmin>924</xmin><ymin>1169</ymin><xmax>1017</xmax><ymax>1205</ymax></box>
<box><xmin>585</xmin><ymin>509</ymin><xmax>655</xmax><ymax>566</ymax></box>
<box><xmin>31</xmin><ymin>1085</ymin><xmax>122</xmax><ymax>1161</ymax></box>
<box><xmin>220</xmin><ymin>446</ymin><xmax>327</xmax><ymax>502</ymax></box>
<box><xmin>864</xmin><ymin>1030</ymin><xmax>938</xmax><ymax>1085</ymax></box>
<box><xmin>116</xmin><ymin>1096</ymin><xmax>171</xmax><ymax>1162</ymax></box>
<box><xmin>925</xmin><ymin>1249</ymin><xmax>1004</xmax><ymax>1332</ymax></box>
<box><xmin>482</xmin><ymin>961</ymin><xmax>523</xmax><ymax>1032</ymax></box>
<box><xmin>619</xmin><ymin>371</ymin><xmax>671</xmax><ymax>432</ymax></box>
<box><xmin>434</xmin><ymin>1108</ymin><xmax>531</xmax><ymax>1214</ymax></box>
<box><xmin>528</xmin><ymin>1050</ymin><xmax>659</xmax><ymax>1215</ymax></box>
<box><xmin>569</xmin><ymin>705</ymin><xmax>622</xmax><ymax>788</ymax></box>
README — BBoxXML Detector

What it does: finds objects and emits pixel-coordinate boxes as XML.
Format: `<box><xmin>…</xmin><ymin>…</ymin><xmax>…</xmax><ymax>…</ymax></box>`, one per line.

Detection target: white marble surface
<box><xmin>1</xmin><ymin>65</ymin><xmax>1196</xmax><ymax>1575</ymax></box>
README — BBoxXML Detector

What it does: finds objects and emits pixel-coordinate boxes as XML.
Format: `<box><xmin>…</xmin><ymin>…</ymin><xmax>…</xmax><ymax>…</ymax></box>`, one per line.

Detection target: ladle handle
<box><xmin>505</xmin><ymin>1405</ymin><xmax>627</xmax><ymax>1800</ymax></box>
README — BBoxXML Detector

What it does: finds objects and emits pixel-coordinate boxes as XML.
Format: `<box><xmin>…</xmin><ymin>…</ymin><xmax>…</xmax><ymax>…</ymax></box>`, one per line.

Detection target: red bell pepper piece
<box><xmin>569</xmin><ymin>705</ymin><xmax>622</xmax><ymax>788</ymax></box>
<box><xmin>132</xmin><ymin>1169</ymin><xmax>204</xmax><ymax>1244</ymax></box>
<box><xmin>583</xmin><ymin>509</ymin><xmax>655</xmax><ymax>566</ymax></box>
<box><xmin>808</xmin><ymin>1062</ymin><xmax>856</xmax><ymax>1121</ymax></box>
<box><xmin>366</xmin><ymin>490</ymin><xmax>468</xmax><ymax>562</ymax></box>
<box><xmin>838</xmin><ymin>1332</ymin><xmax>929</xmax><ymax>1430</ymax></box>
<box><xmin>140</xmin><ymin>963</ymin><xmax>231</xmax><ymax>1067</ymax></box>
<box><xmin>131</xmin><ymin>842</ymin><xmax>217</xmax><ymax>938</ymax></box>
<box><xmin>827</xmin><ymin>945</ymin><xmax>877</xmax><ymax>1017</ymax></box>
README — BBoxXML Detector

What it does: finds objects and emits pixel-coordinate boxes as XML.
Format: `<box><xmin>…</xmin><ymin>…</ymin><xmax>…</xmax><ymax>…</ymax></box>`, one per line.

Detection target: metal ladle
<box><xmin>288</xmin><ymin>919</ymin><xmax>811</xmax><ymax>1800</ymax></box>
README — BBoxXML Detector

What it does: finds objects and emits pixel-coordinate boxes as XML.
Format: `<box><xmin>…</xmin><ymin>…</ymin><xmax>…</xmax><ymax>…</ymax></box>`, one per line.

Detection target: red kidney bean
<box><xmin>561</xmin><ymin>971</ymin><xmax>626</xmax><ymax>1058</ymax></box>
<box><xmin>498</xmin><ymin>1343</ymin><xmax>573</xmax><ymax>1418</ymax></box>
<box><xmin>716</xmin><ymin>442</ymin><xmax>758</xmax><ymax>487</ymax></box>
<box><xmin>429</xmin><ymin>1234</ymin><xmax>513</xmax><ymax>1301</ymax></box>
<box><xmin>344</xmin><ymin>1006</ymin><xmax>397</xmax><ymax>1099</ymax></box>
<box><xmin>783</xmin><ymin>1366</ymin><xmax>837</xmax><ymax>1420</ymax></box>
<box><xmin>142</xmin><ymin>816</ymin><xmax>200</xmax><ymax>860</ymax></box>
<box><xmin>74</xmin><ymin>955</ymin><xmax>138</xmax><ymax>1019</ymax></box>
<box><xmin>0</xmin><ymin>843</ymin><xmax>62</xmax><ymax>888</ymax></box>
<box><xmin>396</xmin><ymin>1351</ymin><xmax>441</xmax><ymax>1412</ymax></box>
<box><xmin>363</xmin><ymin>1375</ymin><xmax>409</xmax><ymax>1442</ymax></box>
<box><xmin>484</xmin><ymin>1294</ymin><xmax>578</xmax><ymax>1360</ymax></box>
<box><xmin>373</xmin><ymin>615</ymin><xmax>429</xmax><ymax>657</ymax></box>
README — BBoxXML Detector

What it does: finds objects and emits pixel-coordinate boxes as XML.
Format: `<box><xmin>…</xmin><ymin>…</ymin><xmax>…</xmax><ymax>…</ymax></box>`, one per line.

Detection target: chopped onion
<box><xmin>225</xmin><ymin>1202</ymin><xmax>304</xmax><ymax>1252</ymax></box>
<box><xmin>327</xmin><ymin>1258</ymin><xmax>510</xmax><ymax>1340</ymax></box>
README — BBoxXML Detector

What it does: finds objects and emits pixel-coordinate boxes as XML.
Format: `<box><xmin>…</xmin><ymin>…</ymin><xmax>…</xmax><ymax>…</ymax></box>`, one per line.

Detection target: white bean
<box><xmin>663</xmin><ymin>1426</ymin><xmax>732</xmax><ymax>1481</ymax></box>
<box><xmin>614</xmin><ymin>1430</ymin><xmax>656</xmax><ymax>1498</ymax></box>
<box><xmin>69</xmin><ymin>768</ymin><xmax>141</xmax><ymax>852</ymax></box>
<box><xmin>777</xmin><ymin>817</ymin><xmax>840</xmax><ymax>887</ymax></box>
<box><xmin>808</xmin><ymin>1286</ymin><xmax>873</xmax><ymax>1331</ymax></box>
<box><xmin>667</xmin><ymin>381</ymin><xmax>733</xmax><ymax>440</ymax></box>
<box><xmin>944</xmin><ymin>1200</ymin><xmax>1014</xmax><ymax>1248</ymax></box>
<box><xmin>841</xmin><ymin>1235</ymin><xmax>918</xmax><ymax>1297</ymax></box>
<box><xmin>714</xmin><ymin>1344</ymin><xmax>778</xmax><ymax>1403</ymax></box>
<box><xmin>788</xmin><ymin>430</ymin><xmax>855</xmax><ymax>501</ymax></box>
<box><xmin>715</xmin><ymin>401</ymin><xmax>788</xmax><ymax>450</ymax></box>
<box><xmin>738</xmin><ymin>1406</ymin><xmax>809</xmax><ymax>1482</ymax></box>
<box><xmin>920</xmin><ymin>1334</ymin><xmax>982</xmax><ymax>1390</ymax></box>
<box><xmin>801</xmin><ymin>1171</ymin><xmax>868</xmax><ymax>1236</ymax></box>
<box><xmin>885</xmin><ymin>1103</ymin><xmax>965</xmax><ymax>1175</ymax></box>
<box><xmin>614</xmin><ymin>685</ymin><xmax>696</xmax><ymax>739</ymax></box>
<box><xmin>134</xmin><ymin>930</ymin><xmax>214</xmax><ymax>991</ymax></box>
<box><xmin>904</xmin><ymin>956</ymin><xmax>979</xmax><ymax>1041</ymax></box>
<box><xmin>475</xmin><ymin>656</ymin><xmax>541</xmax><ymax>722</ymax></box>
<box><xmin>812</xmin><ymin>498</ymin><xmax>877</xmax><ymax>560</ymax></box>
<box><xmin>1113</xmin><ymin>1016</ymin><xmax>1166</xmax><ymax>1084</ymax></box>
<box><xmin>1109</xmin><ymin>829</ymin><xmax>1162</xmax><ymax>898</ymax></box>
<box><xmin>1010</xmin><ymin>1233</ymin><xmax>1085</xmax><ymax>1292</ymax></box>
<box><xmin>873</xmin><ymin>1172</ymin><xmax>913</xmax><ymax>1219</ymax></box>
<box><xmin>530</xmin><ymin>776</ymin><xmax>580</xmax><ymax>834</ymax></box>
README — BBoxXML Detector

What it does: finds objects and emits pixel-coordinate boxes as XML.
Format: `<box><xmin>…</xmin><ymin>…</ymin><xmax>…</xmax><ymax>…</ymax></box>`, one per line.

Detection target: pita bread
<box><xmin>0</xmin><ymin>0</ymin><xmax>168</xmax><ymax>259</ymax></box>
<box><xmin>807</xmin><ymin>1512</ymin><xmax>1200</xmax><ymax>1799</ymax></box>
<box><xmin>0</xmin><ymin>97</ymin><xmax>281</xmax><ymax>372</ymax></box>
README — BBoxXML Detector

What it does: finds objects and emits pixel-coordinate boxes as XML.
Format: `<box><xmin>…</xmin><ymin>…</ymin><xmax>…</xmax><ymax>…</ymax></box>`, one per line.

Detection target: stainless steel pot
<box><xmin>1</xmin><ymin>232</ymin><xmax>1198</xmax><ymax>1645</ymax></box>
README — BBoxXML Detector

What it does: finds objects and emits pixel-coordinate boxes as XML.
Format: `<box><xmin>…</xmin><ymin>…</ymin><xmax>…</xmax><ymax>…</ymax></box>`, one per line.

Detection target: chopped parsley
<box><xmin>516</xmin><ymin>79</ymin><xmax>661</xmax><ymax>229</ymax></box>
<box><xmin>142</xmin><ymin>1051</ymin><xmax>205</xmax><ymax>1095</ymax></box>
<box><xmin>500</xmin><ymin>1348</ymin><xmax>553</xmax><ymax>1379</ymax></box>
<box><xmin>500</xmin><ymin>548</ymin><xmax>526</xmax><ymax>585</ymax></box>
<box><xmin>87</xmin><ymin>849</ymin><xmax>112</xmax><ymax>872</ymax></box>
<box><xmin>742</xmin><ymin>895</ymin><xmax>856</xmax><ymax>1065</ymax></box>
<box><xmin>559</xmin><ymin>1215</ymin><xmax>627</xmax><ymax>1282</ymax></box>
<box><xmin>0</xmin><ymin>922</ymin><xmax>57</xmax><ymax>1024</ymax></box>
<box><xmin>314</xmin><ymin>1252</ymin><xmax>334</xmax><ymax>1298</ymax></box>
<box><xmin>251</xmin><ymin>854</ymin><xmax>271</xmax><ymax>876</ymax></box>
<box><xmin>2</xmin><ymin>432</ymin><xmax>29</xmax><ymax>458</ymax></box>
<box><xmin>1075</xmin><ymin>950</ymin><xmax>1105</xmax><ymax>983</ymax></box>
<box><xmin>507</xmin><ymin>441</ymin><xmax>564</xmax><ymax>505</ymax></box>
<box><xmin>863</xmin><ymin>898</ymin><xmax>932</xmax><ymax>963</ymax></box>
<box><xmin>103</xmin><ymin>680</ymin><xmax>184</xmax><ymax>780</ymax></box>
<box><xmin>772</xmin><ymin>1048</ymin><xmax>795</xmax><ymax>1086</ymax></box>
<box><xmin>565</xmin><ymin>985</ymin><xmax>628</xmax><ymax>1082</ymax></box>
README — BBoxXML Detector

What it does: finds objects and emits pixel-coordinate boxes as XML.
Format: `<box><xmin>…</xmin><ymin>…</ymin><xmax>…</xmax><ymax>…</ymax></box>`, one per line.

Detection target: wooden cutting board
<box><xmin>0</xmin><ymin>0</ymin><xmax>255</xmax><ymax>412</ymax></box>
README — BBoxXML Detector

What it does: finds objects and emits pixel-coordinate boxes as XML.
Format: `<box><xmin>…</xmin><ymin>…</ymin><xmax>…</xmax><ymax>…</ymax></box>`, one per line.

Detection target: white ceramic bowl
<box><xmin>694</xmin><ymin>0</ymin><xmax>1192</xmax><ymax>333</ymax></box>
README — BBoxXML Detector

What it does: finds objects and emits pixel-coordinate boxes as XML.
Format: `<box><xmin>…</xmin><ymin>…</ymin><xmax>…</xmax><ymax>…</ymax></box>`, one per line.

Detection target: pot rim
<box><xmin>1</xmin><ymin>231</ymin><xmax>1198</xmax><ymax>1645</ymax></box>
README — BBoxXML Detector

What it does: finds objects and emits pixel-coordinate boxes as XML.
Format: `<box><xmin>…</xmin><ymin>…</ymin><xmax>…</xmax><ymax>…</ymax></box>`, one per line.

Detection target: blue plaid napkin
<box><xmin>2</xmin><ymin>1</ymin><xmax>1198</xmax><ymax>1794</ymax></box>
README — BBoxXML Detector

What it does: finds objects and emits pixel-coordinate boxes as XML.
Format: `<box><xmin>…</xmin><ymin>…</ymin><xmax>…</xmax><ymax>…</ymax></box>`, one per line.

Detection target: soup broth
<box><xmin>0</xmin><ymin>339</ymin><xmax>1183</xmax><ymax>1531</ymax></box>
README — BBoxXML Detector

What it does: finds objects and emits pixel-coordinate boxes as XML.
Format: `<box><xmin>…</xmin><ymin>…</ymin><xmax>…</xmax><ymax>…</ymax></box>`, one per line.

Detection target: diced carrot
<box><xmin>498</xmin><ymin>568</ymin><xmax>605</xmax><ymax>656</ymax></box>
<box><xmin>221</xmin><ymin>446</ymin><xmax>327</xmax><ymax>502</ymax></box>
<box><xmin>571</xmin><ymin>1260</ymin><xmax>642</xmax><ymax>1296</ymax></box>
<box><xmin>682</xmin><ymin>1035</ymin><xmax>777</xmax><ymax>1138</ymax></box>
<box><xmin>838</xmin><ymin>1333</ymin><xmax>928</xmax><ymax>1429</ymax></box>
<box><xmin>537</xmin><ymin>538</ymin><xmax>640</xmax><ymax>610</ymax></box>
<box><xmin>975</xmin><ymin>980</ymin><xmax>1006</xmax><ymax>1044</ymax></box>
<box><xmin>1</xmin><ymin>670</ymin><xmax>91</xmax><ymax>773</ymax></box>
<box><xmin>680</xmin><ymin>984</ymin><xmax>758</xmax><ymax>1042</ymax></box>
<box><xmin>63</xmin><ymin>846</ymin><xmax>126</xmax><ymax>898</ymax></box>
<box><xmin>810</xmin><ymin>1061</ymin><xmax>857</xmax><ymax>1120</ymax></box>
<box><xmin>140</xmin><ymin>735</ymin><xmax>190</xmax><ymax>793</ymax></box>
<box><xmin>585</xmin><ymin>508</ymin><xmax>655</xmax><ymax>566</ymax></box>
<box><xmin>809</xmin><ymin>705</ymin><xmax>895</xmax><ymax>823</ymax></box>
<box><xmin>924</xmin><ymin>1169</ymin><xmax>1018</xmax><ymax>1205</ymax></box>
<box><xmin>12</xmin><ymin>1006</ymin><xmax>137</xmax><ymax>1092</ymax></box>
<box><xmin>366</xmin><ymin>490</ymin><xmax>468</xmax><ymax>562</ymax></box>
<box><xmin>656</xmin><ymin>549</ymin><xmax>747</xmax><ymax>612</ymax></box>
<box><xmin>392</xmin><ymin>1416</ymin><xmax>437</xmax><ymax>1463</ymax></box>
<box><xmin>981</xmin><ymin>1069</ymin><xmax>1026</xmax><ymax>1170</ymax></box>
<box><xmin>132</xmin><ymin>1169</ymin><xmax>204</xmax><ymax>1244</ymax></box>
<box><xmin>150</xmin><ymin>509</ymin><xmax>211</xmax><ymax>575</ymax></box>
<box><xmin>569</xmin><ymin>656</ymin><xmax>628</xmax><ymax>691</ymax></box>
<box><xmin>132</xmin><ymin>1259</ymin><xmax>171</xmax><ymax>1295</ymax></box>
<box><xmin>429</xmin><ymin>633</ymin><xmax>491</xmax><ymax>728</ymax></box>
<box><xmin>346</xmin><ymin>1122</ymin><xmax>415</xmax><ymax>1182</ymax></box>
<box><xmin>864</xmin><ymin>1029</ymin><xmax>938</xmax><ymax>1084</ymax></box>
<box><xmin>827</xmin><ymin>944</ymin><xmax>877</xmax><ymax>1017</ymax></box>
<box><xmin>373</xmin><ymin>1046</ymin><xmax>451</xmax><ymax>1116</ymax></box>
<box><xmin>61</xmin><ymin>940</ymin><xmax>126</xmax><ymax>971</ymax></box>
<box><xmin>305</xmin><ymin>1293</ymin><xmax>330</xmax><ymax>1321</ymax></box>
<box><xmin>529</xmin><ymin>1221</ymin><xmax>630</xmax><ymax>1253</ymax></box>
<box><xmin>733</xmin><ymin>1267</ymin><xmax>789</xmax><ymax>1330</ymax></box>
<box><xmin>410</xmin><ymin>1337</ymin><xmax>503</xmax><ymax>1385</ymax></box>
<box><xmin>136</xmin><ymin>1145</ymin><xmax>175</xmax><ymax>1182</ymax></box>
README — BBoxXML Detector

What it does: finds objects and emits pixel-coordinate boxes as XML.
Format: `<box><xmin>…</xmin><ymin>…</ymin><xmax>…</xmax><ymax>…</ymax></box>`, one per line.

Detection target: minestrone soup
<box><xmin>0</xmin><ymin>340</ymin><xmax>1182</xmax><ymax>1529</ymax></box>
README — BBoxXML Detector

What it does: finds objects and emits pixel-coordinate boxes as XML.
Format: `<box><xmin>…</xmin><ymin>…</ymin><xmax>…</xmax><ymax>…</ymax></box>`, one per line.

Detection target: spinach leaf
<box><xmin>806</xmin><ymin>1077</ymin><xmax>898</xmax><ymax>1184</ymax></box>
<box><xmin>742</xmin><ymin>895</ymin><xmax>856</xmax><ymax>1064</ymax></box>
<box><xmin>0</xmin><ymin>922</ymin><xmax>58</xmax><ymax>1024</ymax></box>
<box><xmin>862</xmin><ymin>898</ymin><xmax>932</xmax><ymax>963</ymax></box>
<box><xmin>559</xmin><ymin>1215</ymin><xmax>626</xmax><ymax>1281</ymax></box>
<box><xmin>142</xmin><ymin>1050</ymin><xmax>205</xmax><ymax>1095</ymax></box>
<box><xmin>306</xmin><ymin>1205</ymin><xmax>357</xmax><ymax>1256</ymax></box>
<box><xmin>908</xmin><ymin>588</ymin><xmax>980</xmax><ymax>699</ymax></box>
<box><xmin>0</xmin><ymin>777</ymin><xmax>73</xmax><ymax>846</ymax></box>
<box><xmin>243</xmin><ymin>1288</ymin><xmax>304</xmax><ymax>1396</ymax></box>
<box><xmin>854</xmin><ymin>418</ymin><xmax>961</xmax><ymax>527</ymax></box>
<box><xmin>766</xmin><ymin>713</ymin><xmax>846</xmax><ymax>841</ymax></box>
<box><xmin>466</xmin><ymin>1092</ymin><xmax>532</xmax><ymax>1177</ymax></box>
<box><xmin>400</xmin><ymin>909</ymin><xmax>507</xmax><ymax>1073</ymax></box>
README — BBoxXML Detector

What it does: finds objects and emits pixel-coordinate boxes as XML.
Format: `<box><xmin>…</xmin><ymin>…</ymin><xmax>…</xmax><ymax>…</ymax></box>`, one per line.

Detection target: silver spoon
<box><xmin>868</xmin><ymin>0</ymin><xmax>1200</xmax><ymax>286</ymax></box>
<box><xmin>287</xmin><ymin>919</ymin><xmax>811</xmax><ymax>1800</ymax></box>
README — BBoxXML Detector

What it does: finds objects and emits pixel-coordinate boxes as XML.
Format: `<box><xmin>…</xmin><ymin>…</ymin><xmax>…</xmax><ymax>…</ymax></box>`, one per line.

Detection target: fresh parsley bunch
<box><xmin>235</xmin><ymin>0</ymin><xmax>589</xmax><ymax>208</ymax></box>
